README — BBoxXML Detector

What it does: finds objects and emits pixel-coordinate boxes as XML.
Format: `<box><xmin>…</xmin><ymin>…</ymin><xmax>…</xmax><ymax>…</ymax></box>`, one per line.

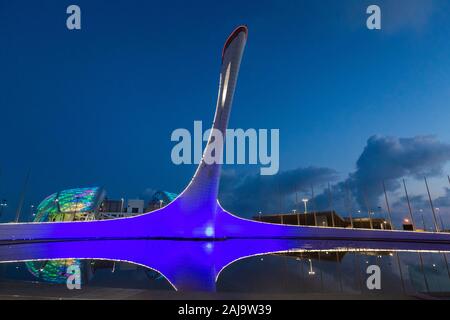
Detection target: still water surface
<box><xmin>0</xmin><ymin>239</ymin><xmax>449</xmax><ymax>297</ymax></box>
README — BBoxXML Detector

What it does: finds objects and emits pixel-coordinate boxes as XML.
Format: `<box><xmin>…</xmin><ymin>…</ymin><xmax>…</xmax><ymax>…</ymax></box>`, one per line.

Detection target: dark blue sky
<box><xmin>2</xmin><ymin>0</ymin><xmax>450</xmax><ymax>221</ymax></box>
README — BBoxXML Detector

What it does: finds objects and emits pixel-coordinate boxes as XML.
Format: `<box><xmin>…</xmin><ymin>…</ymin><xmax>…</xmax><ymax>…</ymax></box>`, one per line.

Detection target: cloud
<box><xmin>219</xmin><ymin>167</ymin><xmax>338</xmax><ymax>217</ymax></box>
<box><xmin>434</xmin><ymin>188</ymin><xmax>450</xmax><ymax>207</ymax></box>
<box><xmin>392</xmin><ymin>187</ymin><xmax>450</xmax><ymax>212</ymax></box>
<box><xmin>346</xmin><ymin>135</ymin><xmax>450</xmax><ymax>209</ymax></box>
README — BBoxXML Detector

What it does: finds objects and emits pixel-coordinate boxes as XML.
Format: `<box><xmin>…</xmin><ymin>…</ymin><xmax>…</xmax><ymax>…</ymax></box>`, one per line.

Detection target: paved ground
<box><xmin>0</xmin><ymin>281</ymin><xmax>439</xmax><ymax>300</ymax></box>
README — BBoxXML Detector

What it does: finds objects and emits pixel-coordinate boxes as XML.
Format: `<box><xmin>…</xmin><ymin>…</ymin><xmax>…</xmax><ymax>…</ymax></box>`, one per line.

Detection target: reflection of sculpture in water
<box><xmin>26</xmin><ymin>259</ymin><xmax>85</xmax><ymax>284</ymax></box>
<box><xmin>2</xmin><ymin>238</ymin><xmax>450</xmax><ymax>292</ymax></box>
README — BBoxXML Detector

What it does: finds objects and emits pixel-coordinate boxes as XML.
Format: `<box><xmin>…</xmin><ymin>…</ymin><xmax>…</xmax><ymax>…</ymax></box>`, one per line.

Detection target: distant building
<box><xmin>100</xmin><ymin>198</ymin><xmax>124</xmax><ymax>213</ymax></box>
<box><xmin>402</xmin><ymin>219</ymin><xmax>415</xmax><ymax>231</ymax></box>
<box><xmin>34</xmin><ymin>187</ymin><xmax>152</xmax><ymax>221</ymax></box>
<box><xmin>126</xmin><ymin>199</ymin><xmax>145</xmax><ymax>215</ymax></box>
<box><xmin>146</xmin><ymin>191</ymin><xmax>178</xmax><ymax>212</ymax></box>
<box><xmin>253</xmin><ymin>210</ymin><xmax>393</xmax><ymax>230</ymax></box>
<box><xmin>98</xmin><ymin>191</ymin><xmax>179</xmax><ymax>218</ymax></box>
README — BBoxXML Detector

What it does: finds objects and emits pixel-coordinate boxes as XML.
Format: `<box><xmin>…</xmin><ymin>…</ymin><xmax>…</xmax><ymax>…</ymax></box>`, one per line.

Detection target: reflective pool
<box><xmin>0</xmin><ymin>239</ymin><xmax>449</xmax><ymax>298</ymax></box>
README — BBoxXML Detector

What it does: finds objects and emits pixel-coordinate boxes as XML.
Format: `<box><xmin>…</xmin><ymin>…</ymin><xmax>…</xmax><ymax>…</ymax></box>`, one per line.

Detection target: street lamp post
<box><xmin>30</xmin><ymin>204</ymin><xmax>35</xmax><ymax>219</ymax></box>
<box><xmin>436</xmin><ymin>208</ymin><xmax>445</xmax><ymax>231</ymax></box>
<box><xmin>420</xmin><ymin>209</ymin><xmax>426</xmax><ymax>231</ymax></box>
<box><xmin>308</xmin><ymin>259</ymin><xmax>315</xmax><ymax>275</ymax></box>
<box><xmin>293</xmin><ymin>209</ymin><xmax>300</xmax><ymax>225</ymax></box>
<box><xmin>120</xmin><ymin>198</ymin><xmax>124</xmax><ymax>213</ymax></box>
<box><xmin>424</xmin><ymin>176</ymin><xmax>439</xmax><ymax>232</ymax></box>
<box><xmin>403</xmin><ymin>179</ymin><xmax>416</xmax><ymax>230</ymax></box>
<box><xmin>302</xmin><ymin>198</ymin><xmax>308</xmax><ymax>214</ymax></box>
<box><xmin>0</xmin><ymin>200</ymin><xmax>7</xmax><ymax>218</ymax></box>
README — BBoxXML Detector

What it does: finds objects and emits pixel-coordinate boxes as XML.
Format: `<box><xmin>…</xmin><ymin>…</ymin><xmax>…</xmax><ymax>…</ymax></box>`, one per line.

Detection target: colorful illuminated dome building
<box><xmin>26</xmin><ymin>187</ymin><xmax>105</xmax><ymax>283</ymax></box>
<box><xmin>34</xmin><ymin>187</ymin><xmax>106</xmax><ymax>222</ymax></box>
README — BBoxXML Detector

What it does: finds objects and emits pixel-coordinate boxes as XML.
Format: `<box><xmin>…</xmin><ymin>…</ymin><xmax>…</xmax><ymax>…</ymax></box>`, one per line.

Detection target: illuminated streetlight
<box><xmin>120</xmin><ymin>198</ymin><xmax>124</xmax><ymax>213</ymax></box>
<box><xmin>308</xmin><ymin>259</ymin><xmax>315</xmax><ymax>275</ymax></box>
<box><xmin>0</xmin><ymin>200</ymin><xmax>7</xmax><ymax>218</ymax></box>
<box><xmin>301</xmin><ymin>198</ymin><xmax>309</xmax><ymax>214</ymax></box>
<box><xmin>30</xmin><ymin>204</ymin><xmax>35</xmax><ymax>218</ymax></box>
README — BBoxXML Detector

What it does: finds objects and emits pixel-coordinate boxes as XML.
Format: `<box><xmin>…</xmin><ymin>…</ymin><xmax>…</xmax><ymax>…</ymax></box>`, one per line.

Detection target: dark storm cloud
<box><xmin>434</xmin><ymin>188</ymin><xmax>450</xmax><ymax>207</ymax></box>
<box><xmin>346</xmin><ymin>135</ymin><xmax>450</xmax><ymax>209</ymax></box>
<box><xmin>219</xmin><ymin>167</ymin><xmax>338</xmax><ymax>217</ymax></box>
<box><xmin>392</xmin><ymin>188</ymin><xmax>450</xmax><ymax>211</ymax></box>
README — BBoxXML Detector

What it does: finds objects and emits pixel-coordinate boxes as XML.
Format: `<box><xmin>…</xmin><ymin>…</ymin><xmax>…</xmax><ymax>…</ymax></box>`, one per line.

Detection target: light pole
<box><xmin>424</xmin><ymin>176</ymin><xmax>439</xmax><ymax>232</ymax></box>
<box><xmin>120</xmin><ymin>198</ymin><xmax>124</xmax><ymax>213</ymax></box>
<box><xmin>293</xmin><ymin>209</ymin><xmax>299</xmax><ymax>225</ymax></box>
<box><xmin>30</xmin><ymin>204</ymin><xmax>35</xmax><ymax>219</ymax></box>
<box><xmin>308</xmin><ymin>259</ymin><xmax>315</xmax><ymax>275</ymax></box>
<box><xmin>0</xmin><ymin>200</ymin><xmax>7</xmax><ymax>218</ymax></box>
<box><xmin>301</xmin><ymin>198</ymin><xmax>308</xmax><ymax>214</ymax></box>
<box><xmin>420</xmin><ymin>209</ymin><xmax>426</xmax><ymax>231</ymax></box>
<box><xmin>436</xmin><ymin>208</ymin><xmax>445</xmax><ymax>231</ymax></box>
<box><xmin>368</xmin><ymin>210</ymin><xmax>374</xmax><ymax>229</ymax></box>
<box><xmin>403</xmin><ymin>179</ymin><xmax>416</xmax><ymax>230</ymax></box>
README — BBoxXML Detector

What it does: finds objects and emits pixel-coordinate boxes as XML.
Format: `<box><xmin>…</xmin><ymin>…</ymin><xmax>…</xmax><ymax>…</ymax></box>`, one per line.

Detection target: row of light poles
<box><xmin>0</xmin><ymin>199</ymin><xmax>7</xmax><ymax>218</ymax></box>
<box><xmin>290</xmin><ymin>199</ymin><xmax>310</xmax><ymax>213</ymax></box>
<box><xmin>277</xmin><ymin>176</ymin><xmax>449</xmax><ymax>233</ymax></box>
<box><xmin>0</xmin><ymin>199</ymin><xmax>37</xmax><ymax>222</ymax></box>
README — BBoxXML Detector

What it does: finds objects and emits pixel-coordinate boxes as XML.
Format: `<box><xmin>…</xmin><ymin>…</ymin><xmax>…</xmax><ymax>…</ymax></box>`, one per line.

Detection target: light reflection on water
<box><xmin>218</xmin><ymin>251</ymin><xmax>450</xmax><ymax>295</ymax></box>
<box><xmin>0</xmin><ymin>239</ymin><xmax>449</xmax><ymax>296</ymax></box>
